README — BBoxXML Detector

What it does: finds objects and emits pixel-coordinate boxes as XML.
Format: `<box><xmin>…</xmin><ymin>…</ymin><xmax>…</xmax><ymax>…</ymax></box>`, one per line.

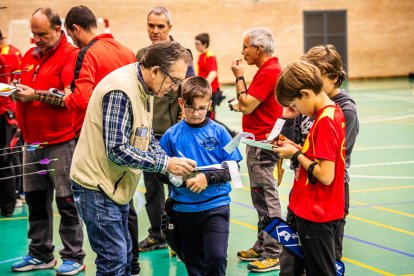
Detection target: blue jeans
<box><xmin>72</xmin><ymin>181</ymin><xmax>131</xmax><ymax>275</ymax></box>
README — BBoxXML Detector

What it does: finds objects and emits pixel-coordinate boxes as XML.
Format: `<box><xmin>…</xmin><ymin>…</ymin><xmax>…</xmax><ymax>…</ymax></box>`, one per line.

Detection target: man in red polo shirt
<box><xmin>230</xmin><ymin>27</ymin><xmax>284</xmax><ymax>272</ymax></box>
<box><xmin>11</xmin><ymin>8</ymin><xmax>86</xmax><ymax>275</ymax></box>
<box><xmin>0</xmin><ymin>30</ymin><xmax>22</xmax><ymax>217</ymax></box>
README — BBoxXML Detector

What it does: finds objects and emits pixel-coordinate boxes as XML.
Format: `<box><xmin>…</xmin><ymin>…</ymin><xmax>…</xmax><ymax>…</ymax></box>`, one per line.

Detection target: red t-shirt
<box><xmin>65</xmin><ymin>34</ymin><xmax>136</xmax><ymax>135</ymax></box>
<box><xmin>289</xmin><ymin>105</ymin><xmax>346</xmax><ymax>222</ymax></box>
<box><xmin>197</xmin><ymin>50</ymin><xmax>219</xmax><ymax>92</ymax></box>
<box><xmin>0</xmin><ymin>44</ymin><xmax>22</xmax><ymax>114</ymax></box>
<box><xmin>16</xmin><ymin>34</ymin><xmax>78</xmax><ymax>145</ymax></box>
<box><xmin>242</xmin><ymin>57</ymin><xmax>283</xmax><ymax>140</ymax></box>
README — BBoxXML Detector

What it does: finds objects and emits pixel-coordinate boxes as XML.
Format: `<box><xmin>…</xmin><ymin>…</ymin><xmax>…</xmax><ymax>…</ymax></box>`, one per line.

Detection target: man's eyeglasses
<box><xmin>184</xmin><ymin>104</ymin><xmax>210</xmax><ymax>114</ymax></box>
<box><xmin>158</xmin><ymin>67</ymin><xmax>183</xmax><ymax>88</ymax></box>
<box><xmin>242</xmin><ymin>44</ymin><xmax>261</xmax><ymax>50</ymax></box>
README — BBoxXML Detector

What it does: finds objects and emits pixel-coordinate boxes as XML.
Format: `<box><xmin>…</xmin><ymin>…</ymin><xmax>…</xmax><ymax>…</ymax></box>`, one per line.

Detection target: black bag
<box><xmin>161</xmin><ymin>198</ymin><xmax>182</xmax><ymax>259</ymax></box>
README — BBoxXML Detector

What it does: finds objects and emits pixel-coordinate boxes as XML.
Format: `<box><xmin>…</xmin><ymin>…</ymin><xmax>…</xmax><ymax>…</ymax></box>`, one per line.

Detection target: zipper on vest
<box><xmin>113</xmin><ymin>172</ymin><xmax>127</xmax><ymax>194</ymax></box>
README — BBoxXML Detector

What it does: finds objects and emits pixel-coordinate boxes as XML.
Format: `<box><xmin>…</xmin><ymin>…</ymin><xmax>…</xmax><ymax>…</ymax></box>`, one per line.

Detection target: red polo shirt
<box><xmin>197</xmin><ymin>50</ymin><xmax>219</xmax><ymax>92</ymax></box>
<box><xmin>65</xmin><ymin>33</ymin><xmax>136</xmax><ymax>134</ymax></box>
<box><xmin>16</xmin><ymin>33</ymin><xmax>78</xmax><ymax>145</ymax></box>
<box><xmin>242</xmin><ymin>57</ymin><xmax>283</xmax><ymax>140</ymax></box>
<box><xmin>0</xmin><ymin>44</ymin><xmax>22</xmax><ymax>114</ymax></box>
<box><xmin>289</xmin><ymin>105</ymin><xmax>346</xmax><ymax>222</ymax></box>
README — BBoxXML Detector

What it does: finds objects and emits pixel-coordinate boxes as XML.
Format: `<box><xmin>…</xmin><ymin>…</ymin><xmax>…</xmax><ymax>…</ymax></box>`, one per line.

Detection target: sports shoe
<box><xmin>237</xmin><ymin>248</ymin><xmax>261</xmax><ymax>261</ymax></box>
<box><xmin>138</xmin><ymin>236</ymin><xmax>168</xmax><ymax>252</ymax></box>
<box><xmin>56</xmin><ymin>260</ymin><xmax>85</xmax><ymax>275</ymax></box>
<box><xmin>11</xmin><ymin>255</ymin><xmax>57</xmax><ymax>272</ymax></box>
<box><xmin>247</xmin><ymin>257</ymin><xmax>280</xmax><ymax>272</ymax></box>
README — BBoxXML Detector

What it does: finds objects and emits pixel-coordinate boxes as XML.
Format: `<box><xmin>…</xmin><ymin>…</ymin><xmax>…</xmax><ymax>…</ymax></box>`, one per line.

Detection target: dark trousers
<box><xmin>142</xmin><ymin>171</ymin><xmax>166</xmax><ymax>239</ymax></box>
<box><xmin>0</xmin><ymin>112</ymin><xmax>21</xmax><ymax>216</ymax></box>
<box><xmin>25</xmin><ymin>141</ymin><xmax>85</xmax><ymax>262</ymax></box>
<box><xmin>298</xmin><ymin>216</ymin><xmax>339</xmax><ymax>276</ymax></box>
<box><xmin>335</xmin><ymin>181</ymin><xmax>349</xmax><ymax>259</ymax></box>
<box><xmin>128</xmin><ymin>198</ymin><xmax>139</xmax><ymax>256</ymax></box>
<box><xmin>175</xmin><ymin>205</ymin><xmax>230</xmax><ymax>276</ymax></box>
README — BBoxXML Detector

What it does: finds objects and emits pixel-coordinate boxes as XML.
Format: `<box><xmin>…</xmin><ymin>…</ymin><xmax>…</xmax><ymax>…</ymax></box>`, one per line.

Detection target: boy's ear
<box><xmin>178</xmin><ymin>97</ymin><xmax>184</xmax><ymax>107</ymax></box>
<box><xmin>300</xmin><ymin>89</ymin><xmax>312</xmax><ymax>98</ymax></box>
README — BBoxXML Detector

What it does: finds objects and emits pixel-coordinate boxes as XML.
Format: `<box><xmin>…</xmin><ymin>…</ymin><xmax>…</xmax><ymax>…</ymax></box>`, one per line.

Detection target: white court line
<box><xmin>350</xmin><ymin>174</ymin><xmax>414</xmax><ymax>180</ymax></box>
<box><xmin>354</xmin><ymin>145</ymin><xmax>414</xmax><ymax>151</ymax></box>
<box><xmin>360</xmin><ymin>113</ymin><xmax>414</xmax><ymax>124</ymax></box>
<box><xmin>352</xmin><ymin>160</ymin><xmax>414</xmax><ymax>168</ymax></box>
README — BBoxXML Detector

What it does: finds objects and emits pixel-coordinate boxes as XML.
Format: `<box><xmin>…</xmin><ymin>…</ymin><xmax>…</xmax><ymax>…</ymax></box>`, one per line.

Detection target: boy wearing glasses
<box><xmin>159</xmin><ymin>76</ymin><xmax>242</xmax><ymax>276</ymax></box>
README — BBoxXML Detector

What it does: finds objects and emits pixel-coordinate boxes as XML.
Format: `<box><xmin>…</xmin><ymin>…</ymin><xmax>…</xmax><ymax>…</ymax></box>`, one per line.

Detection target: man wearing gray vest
<box><xmin>70</xmin><ymin>41</ymin><xmax>196</xmax><ymax>275</ymax></box>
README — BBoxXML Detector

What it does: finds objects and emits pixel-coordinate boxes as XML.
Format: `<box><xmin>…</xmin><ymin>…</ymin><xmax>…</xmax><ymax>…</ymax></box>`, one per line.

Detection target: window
<box><xmin>304</xmin><ymin>10</ymin><xmax>348</xmax><ymax>74</ymax></box>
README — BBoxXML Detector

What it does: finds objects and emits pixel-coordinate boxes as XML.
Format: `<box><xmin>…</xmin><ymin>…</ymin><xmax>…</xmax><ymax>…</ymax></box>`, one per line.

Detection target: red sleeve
<box><xmin>248</xmin><ymin>70</ymin><xmax>275</xmax><ymax>102</ymax></box>
<box><xmin>314</xmin><ymin>118</ymin><xmax>338</xmax><ymax>162</ymax></box>
<box><xmin>205</xmin><ymin>55</ymin><xmax>217</xmax><ymax>73</ymax></box>
<box><xmin>65</xmin><ymin>50</ymin><xmax>97</xmax><ymax>111</ymax></box>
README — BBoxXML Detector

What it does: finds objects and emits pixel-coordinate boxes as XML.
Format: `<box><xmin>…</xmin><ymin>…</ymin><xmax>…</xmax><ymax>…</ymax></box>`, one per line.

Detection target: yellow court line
<box><xmin>351</xmin><ymin>186</ymin><xmax>414</xmax><ymax>193</ymax></box>
<box><xmin>347</xmin><ymin>215</ymin><xmax>414</xmax><ymax>236</ymax></box>
<box><xmin>230</xmin><ymin>217</ymin><xmax>396</xmax><ymax>275</ymax></box>
<box><xmin>341</xmin><ymin>257</ymin><xmax>395</xmax><ymax>276</ymax></box>
<box><xmin>372</xmin><ymin>206</ymin><xmax>414</xmax><ymax>218</ymax></box>
<box><xmin>351</xmin><ymin>200</ymin><xmax>414</xmax><ymax>219</ymax></box>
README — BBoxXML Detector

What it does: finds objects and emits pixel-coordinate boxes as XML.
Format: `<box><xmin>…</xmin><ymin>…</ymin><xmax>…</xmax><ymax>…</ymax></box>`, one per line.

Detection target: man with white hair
<box><xmin>231</xmin><ymin>27</ymin><xmax>284</xmax><ymax>273</ymax></box>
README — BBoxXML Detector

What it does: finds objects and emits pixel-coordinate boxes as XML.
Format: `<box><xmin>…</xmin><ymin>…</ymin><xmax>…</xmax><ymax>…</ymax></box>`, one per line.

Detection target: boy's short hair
<box><xmin>180</xmin><ymin>76</ymin><xmax>212</xmax><ymax>105</ymax></box>
<box><xmin>195</xmin><ymin>33</ymin><xmax>210</xmax><ymax>47</ymax></box>
<box><xmin>302</xmin><ymin>44</ymin><xmax>346</xmax><ymax>88</ymax></box>
<box><xmin>276</xmin><ymin>60</ymin><xmax>324</xmax><ymax>107</ymax></box>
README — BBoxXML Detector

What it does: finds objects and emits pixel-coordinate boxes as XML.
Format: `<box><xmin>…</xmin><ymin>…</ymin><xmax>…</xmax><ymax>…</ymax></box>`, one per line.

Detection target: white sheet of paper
<box><xmin>267</xmin><ymin>118</ymin><xmax>286</xmax><ymax>141</ymax></box>
<box><xmin>224</xmin><ymin>132</ymin><xmax>255</xmax><ymax>153</ymax></box>
<box><xmin>0</xmin><ymin>83</ymin><xmax>17</xmax><ymax>97</ymax></box>
<box><xmin>223</xmin><ymin>160</ymin><xmax>243</xmax><ymax>188</ymax></box>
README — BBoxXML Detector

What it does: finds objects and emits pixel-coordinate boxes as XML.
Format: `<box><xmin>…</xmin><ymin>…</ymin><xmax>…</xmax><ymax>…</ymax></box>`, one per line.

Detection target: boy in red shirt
<box><xmin>274</xmin><ymin>60</ymin><xmax>346</xmax><ymax>275</ymax></box>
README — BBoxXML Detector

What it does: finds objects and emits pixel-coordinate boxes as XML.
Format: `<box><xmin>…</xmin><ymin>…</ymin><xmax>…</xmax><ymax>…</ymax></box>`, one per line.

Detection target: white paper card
<box><xmin>267</xmin><ymin>118</ymin><xmax>286</xmax><ymax>141</ymax></box>
<box><xmin>224</xmin><ymin>132</ymin><xmax>255</xmax><ymax>153</ymax></box>
<box><xmin>223</xmin><ymin>160</ymin><xmax>243</xmax><ymax>188</ymax></box>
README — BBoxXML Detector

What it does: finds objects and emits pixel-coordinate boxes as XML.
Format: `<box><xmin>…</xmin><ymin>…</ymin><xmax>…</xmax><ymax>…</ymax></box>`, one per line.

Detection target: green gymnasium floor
<box><xmin>1</xmin><ymin>78</ymin><xmax>414</xmax><ymax>275</ymax></box>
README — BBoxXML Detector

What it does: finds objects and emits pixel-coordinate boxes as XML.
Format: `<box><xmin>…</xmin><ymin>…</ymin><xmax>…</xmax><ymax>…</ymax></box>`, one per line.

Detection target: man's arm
<box><xmin>103</xmin><ymin>91</ymin><xmax>196</xmax><ymax>175</ymax></box>
<box><xmin>103</xmin><ymin>90</ymin><xmax>169</xmax><ymax>173</ymax></box>
<box><xmin>230</xmin><ymin>58</ymin><xmax>261</xmax><ymax>114</ymax></box>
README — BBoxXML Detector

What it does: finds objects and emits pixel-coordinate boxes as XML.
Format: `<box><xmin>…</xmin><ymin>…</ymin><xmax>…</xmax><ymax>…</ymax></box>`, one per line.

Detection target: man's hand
<box><xmin>231</xmin><ymin>58</ymin><xmax>244</xmax><ymax>77</ymax></box>
<box><xmin>186</xmin><ymin>173</ymin><xmax>208</xmax><ymax>193</ymax></box>
<box><xmin>167</xmin><ymin>157</ymin><xmax>196</xmax><ymax>177</ymax></box>
<box><xmin>14</xmin><ymin>84</ymin><xmax>35</xmax><ymax>102</ymax></box>
<box><xmin>228</xmin><ymin>98</ymin><xmax>240</xmax><ymax>112</ymax></box>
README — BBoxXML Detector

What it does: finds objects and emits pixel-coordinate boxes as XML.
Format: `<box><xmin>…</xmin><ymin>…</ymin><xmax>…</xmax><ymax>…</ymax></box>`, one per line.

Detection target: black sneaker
<box><xmin>138</xmin><ymin>236</ymin><xmax>168</xmax><ymax>252</ymax></box>
<box><xmin>131</xmin><ymin>254</ymin><xmax>140</xmax><ymax>276</ymax></box>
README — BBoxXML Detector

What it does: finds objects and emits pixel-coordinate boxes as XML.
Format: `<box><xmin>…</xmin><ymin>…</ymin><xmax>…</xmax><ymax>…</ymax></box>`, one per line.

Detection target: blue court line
<box><xmin>344</xmin><ymin>234</ymin><xmax>414</xmax><ymax>258</ymax></box>
<box><xmin>231</xmin><ymin>200</ymin><xmax>414</xmax><ymax>259</ymax></box>
<box><xmin>350</xmin><ymin>200</ymin><xmax>414</xmax><ymax>208</ymax></box>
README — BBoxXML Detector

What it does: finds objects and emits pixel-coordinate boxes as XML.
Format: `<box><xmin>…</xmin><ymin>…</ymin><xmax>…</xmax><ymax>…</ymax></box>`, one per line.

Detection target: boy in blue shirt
<box><xmin>160</xmin><ymin>76</ymin><xmax>242</xmax><ymax>276</ymax></box>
